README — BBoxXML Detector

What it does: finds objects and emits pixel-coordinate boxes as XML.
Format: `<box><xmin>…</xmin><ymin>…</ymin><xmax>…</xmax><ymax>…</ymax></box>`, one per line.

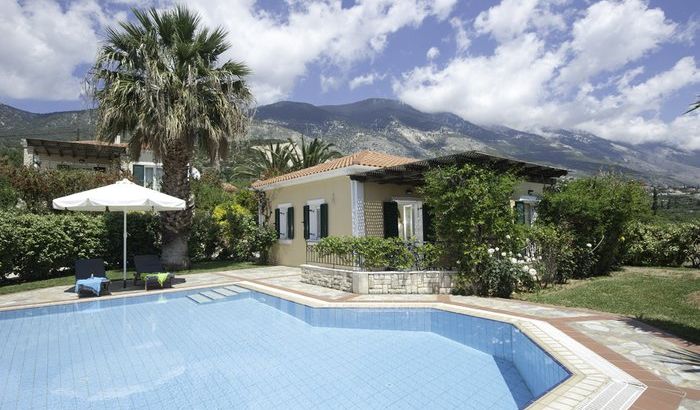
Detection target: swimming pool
<box><xmin>0</xmin><ymin>286</ymin><xmax>569</xmax><ymax>409</ymax></box>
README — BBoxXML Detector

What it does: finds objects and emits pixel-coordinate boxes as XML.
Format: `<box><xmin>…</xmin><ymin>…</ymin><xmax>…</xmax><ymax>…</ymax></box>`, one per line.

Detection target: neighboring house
<box><xmin>22</xmin><ymin>137</ymin><xmax>164</xmax><ymax>190</ymax></box>
<box><xmin>252</xmin><ymin>150</ymin><xmax>568</xmax><ymax>266</ymax></box>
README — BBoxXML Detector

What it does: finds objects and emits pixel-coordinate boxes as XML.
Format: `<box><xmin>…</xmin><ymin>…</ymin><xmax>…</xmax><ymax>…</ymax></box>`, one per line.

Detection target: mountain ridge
<box><xmin>2</xmin><ymin>99</ymin><xmax>698</xmax><ymax>185</ymax></box>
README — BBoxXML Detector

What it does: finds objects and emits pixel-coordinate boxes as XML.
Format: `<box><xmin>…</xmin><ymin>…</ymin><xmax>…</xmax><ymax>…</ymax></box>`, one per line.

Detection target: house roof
<box><xmin>353</xmin><ymin>151</ymin><xmax>568</xmax><ymax>184</ymax></box>
<box><xmin>24</xmin><ymin>138</ymin><xmax>127</xmax><ymax>160</ymax></box>
<box><xmin>251</xmin><ymin>150</ymin><xmax>416</xmax><ymax>188</ymax></box>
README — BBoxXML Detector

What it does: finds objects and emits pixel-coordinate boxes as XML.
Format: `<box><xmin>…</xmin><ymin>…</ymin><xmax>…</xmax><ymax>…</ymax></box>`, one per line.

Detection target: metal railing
<box><xmin>305</xmin><ymin>241</ymin><xmax>452</xmax><ymax>271</ymax></box>
<box><xmin>305</xmin><ymin>243</ymin><xmax>362</xmax><ymax>269</ymax></box>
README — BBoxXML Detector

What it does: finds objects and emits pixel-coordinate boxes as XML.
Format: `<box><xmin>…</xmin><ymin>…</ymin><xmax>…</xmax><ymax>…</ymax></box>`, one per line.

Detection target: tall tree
<box><xmin>234</xmin><ymin>142</ymin><xmax>296</xmax><ymax>180</ymax></box>
<box><xmin>289</xmin><ymin>136</ymin><xmax>342</xmax><ymax>169</ymax></box>
<box><xmin>88</xmin><ymin>6</ymin><xmax>253</xmax><ymax>269</ymax></box>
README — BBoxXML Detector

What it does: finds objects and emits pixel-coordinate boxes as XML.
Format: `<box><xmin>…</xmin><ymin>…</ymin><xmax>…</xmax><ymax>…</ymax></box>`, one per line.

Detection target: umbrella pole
<box><xmin>123</xmin><ymin>211</ymin><xmax>127</xmax><ymax>289</ymax></box>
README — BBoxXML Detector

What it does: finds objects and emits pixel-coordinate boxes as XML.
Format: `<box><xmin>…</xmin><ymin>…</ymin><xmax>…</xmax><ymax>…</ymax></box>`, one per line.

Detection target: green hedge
<box><xmin>623</xmin><ymin>221</ymin><xmax>700</xmax><ymax>267</ymax></box>
<box><xmin>0</xmin><ymin>211</ymin><xmax>107</xmax><ymax>281</ymax></box>
<box><xmin>314</xmin><ymin>236</ymin><xmax>439</xmax><ymax>271</ymax></box>
<box><xmin>0</xmin><ymin>164</ymin><xmax>122</xmax><ymax>212</ymax></box>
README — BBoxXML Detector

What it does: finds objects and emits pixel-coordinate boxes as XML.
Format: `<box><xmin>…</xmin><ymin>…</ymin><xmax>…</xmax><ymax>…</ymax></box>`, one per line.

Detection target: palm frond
<box><xmin>86</xmin><ymin>6</ymin><xmax>253</xmax><ymax>163</ymax></box>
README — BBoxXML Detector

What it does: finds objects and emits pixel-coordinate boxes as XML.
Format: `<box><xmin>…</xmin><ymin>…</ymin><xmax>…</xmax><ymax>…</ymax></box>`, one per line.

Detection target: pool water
<box><xmin>0</xmin><ymin>288</ymin><xmax>568</xmax><ymax>409</ymax></box>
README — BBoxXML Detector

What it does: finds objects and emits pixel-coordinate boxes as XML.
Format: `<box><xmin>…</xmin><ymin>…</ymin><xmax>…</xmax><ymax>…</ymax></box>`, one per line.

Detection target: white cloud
<box><xmin>556</xmin><ymin>0</ymin><xmax>676</xmax><ymax>88</ymax></box>
<box><xmin>0</xmin><ymin>0</ymin><xmax>120</xmax><ymax>100</ymax></box>
<box><xmin>349</xmin><ymin>72</ymin><xmax>385</xmax><ymax>90</ymax></box>
<box><xmin>449</xmin><ymin>17</ymin><xmax>470</xmax><ymax>53</ymax></box>
<box><xmin>0</xmin><ymin>0</ymin><xmax>457</xmax><ymax>104</ymax></box>
<box><xmin>569</xmin><ymin>57</ymin><xmax>700</xmax><ymax>147</ymax></box>
<box><xmin>395</xmin><ymin>0</ymin><xmax>700</xmax><ymax>150</ymax></box>
<box><xmin>394</xmin><ymin>33</ymin><xmax>563</xmax><ymax>126</ymax></box>
<box><xmin>187</xmin><ymin>0</ymin><xmax>458</xmax><ymax>104</ymax></box>
<box><xmin>426</xmin><ymin>47</ymin><xmax>440</xmax><ymax>61</ymax></box>
<box><xmin>320</xmin><ymin>74</ymin><xmax>341</xmax><ymax>93</ymax></box>
<box><xmin>474</xmin><ymin>0</ymin><xmax>565</xmax><ymax>42</ymax></box>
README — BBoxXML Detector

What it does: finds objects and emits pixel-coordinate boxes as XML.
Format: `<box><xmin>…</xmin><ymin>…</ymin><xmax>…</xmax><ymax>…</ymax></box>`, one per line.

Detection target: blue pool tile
<box><xmin>0</xmin><ymin>288</ymin><xmax>568</xmax><ymax>410</ymax></box>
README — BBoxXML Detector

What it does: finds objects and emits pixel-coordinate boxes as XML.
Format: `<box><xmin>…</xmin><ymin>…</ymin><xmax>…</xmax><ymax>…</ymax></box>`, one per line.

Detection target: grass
<box><xmin>515</xmin><ymin>266</ymin><xmax>700</xmax><ymax>344</ymax></box>
<box><xmin>0</xmin><ymin>260</ymin><xmax>258</xmax><ymax>296</ymax></box>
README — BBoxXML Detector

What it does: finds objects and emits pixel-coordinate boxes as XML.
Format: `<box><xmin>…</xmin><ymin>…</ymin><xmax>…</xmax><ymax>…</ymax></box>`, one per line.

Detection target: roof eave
<box><xmin>252</xmin><ymin>165</ymin><xmax>379</xmax><ymax>191</ymax></box>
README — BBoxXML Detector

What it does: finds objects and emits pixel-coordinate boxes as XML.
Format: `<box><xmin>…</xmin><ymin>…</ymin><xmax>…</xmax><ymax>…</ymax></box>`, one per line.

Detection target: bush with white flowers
<box><xmin>474</xmin><ymin>242</ymin><xmax>536</xmax><ymax>298</ymax></box>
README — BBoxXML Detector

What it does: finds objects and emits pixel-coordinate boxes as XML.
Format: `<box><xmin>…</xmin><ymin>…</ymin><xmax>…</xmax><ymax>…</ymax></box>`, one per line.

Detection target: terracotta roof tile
<box><xmin>251</xmin><ymin>150</ymin><xmax>416</xmax><ymax>188</ymax></box>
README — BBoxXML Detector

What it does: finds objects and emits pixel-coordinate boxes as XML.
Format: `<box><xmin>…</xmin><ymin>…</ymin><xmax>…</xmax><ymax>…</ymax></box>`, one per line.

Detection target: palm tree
<box><xmin>88</xmin><ymin>6</ymin><xmax>253</xmax><ymax>269</ymax></box>
<box><xmin>685</xmin><ymin>95</ymin><xmax>700</xmax><ymax>114</ymax></box>
<box><xmin>234</xmin><ymin>142</ymin><xmax>296</xmax><ymax>180</ymax></box>
<box><xmin>289</xmin><ymin>136</ymin><xmax>342</xmax><ymax>169</ymax></box>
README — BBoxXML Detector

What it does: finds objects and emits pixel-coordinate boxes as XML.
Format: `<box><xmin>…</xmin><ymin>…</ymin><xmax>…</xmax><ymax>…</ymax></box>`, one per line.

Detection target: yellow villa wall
<box><xmin>363</xmin><ymin>182</ymin><xmax>417</xmax><ymax>238</ymax></box>
<box><xmin>265</xmin><ymin>176</ymin><xmax>353</xmax><ymax>266</ymax></box>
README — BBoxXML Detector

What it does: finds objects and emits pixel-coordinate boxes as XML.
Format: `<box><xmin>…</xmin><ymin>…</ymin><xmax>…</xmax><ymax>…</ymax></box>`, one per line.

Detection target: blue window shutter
<box><xmin>383</xmin><ymin>202</ymin><xmax>399</xmax><ymax>238</ymax></box>
<box><xmin>303</xmin><ymin>205</ymin><xmax>310</xmax><ymax>240</ymax></box>
<box><xmin>287</xmin><ymin>207</ymin><xmax>294</xmax><ymax>239</ymax></box>
<box><xmin>320</xmin><ymin>203</ymin><xmax>329</xmax><ymax>238</ymax></box>
<box><xmin>274</xmin><ymin>208</ymin><xmax>281</xmax><ymax>238</ymax></box>
<box><xmin>422</xmin><ymin>204</ymin><xmax>435</xmax><ymax>242</ymax></box>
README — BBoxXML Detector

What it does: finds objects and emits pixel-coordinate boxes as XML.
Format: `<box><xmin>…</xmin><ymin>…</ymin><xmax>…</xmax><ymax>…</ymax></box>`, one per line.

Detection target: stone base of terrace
<box><xmin>300</xmin><ymin>263</ymin><xmax>456</xmax><ymax>294</ymax></box>
<box><xmin>0</xmin><ymin>266</ymin><xmax>697</xmax><ymax>409</ymax></box>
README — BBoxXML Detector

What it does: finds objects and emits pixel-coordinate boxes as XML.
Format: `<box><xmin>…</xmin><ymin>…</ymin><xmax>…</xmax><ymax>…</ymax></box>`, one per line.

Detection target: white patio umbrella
<box><xmin>53</xmin><ymin>179</ymin><xmax>186</xmax><ymax>288</ymax></box>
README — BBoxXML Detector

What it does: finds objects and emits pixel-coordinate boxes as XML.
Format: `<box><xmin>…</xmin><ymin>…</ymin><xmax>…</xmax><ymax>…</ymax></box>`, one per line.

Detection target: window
<box><xmin>132</xmin><ymin>164</ymin><xmax>163</xmax><ymax>191</ymax></box>
<box><xmin>399</xmin><ymin>203</ymin><xmax>414</xmax><ymax>240</ymax></box>
<box><xmin>304</xmin><ymin>200</ymin><xmax>328</xmax><ymax>241</ymax></box>
<box><xmin>383</xmin><ymin>200</ymin><xmax>424</xmax><ymax>242</ymax></box>
<box><xmin>275</xmin><ymin>204</ymin><xmax>294</xmax><ymax>241</ymax></box>
<box><xmin>514</xmin><ymin>201</ymin><xmax>537</xmax><ymax>226</ymax></box>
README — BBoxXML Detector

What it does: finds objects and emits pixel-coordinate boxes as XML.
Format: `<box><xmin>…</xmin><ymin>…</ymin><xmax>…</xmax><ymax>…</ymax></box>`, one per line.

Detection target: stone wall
<box><xmin>300</xmin><ymin>264</ymin><xmax>354</xmax><ymax>292</ymax></box>
<box><xmin>366</xmin><ymin>271</ymin><xmax>454</xmax><ymax>294</ymax></box>
<box><xmin>300</xmin><ymin>264</ymin><xmax>455</xmax><ymax>294</ymax></box>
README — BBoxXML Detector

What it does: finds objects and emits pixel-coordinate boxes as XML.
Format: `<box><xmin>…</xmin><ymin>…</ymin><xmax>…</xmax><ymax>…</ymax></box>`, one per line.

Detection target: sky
<box><xmin>1</xmin><ymin>0</ymin><xmax>699</xmax><ymax>150</ymax></box>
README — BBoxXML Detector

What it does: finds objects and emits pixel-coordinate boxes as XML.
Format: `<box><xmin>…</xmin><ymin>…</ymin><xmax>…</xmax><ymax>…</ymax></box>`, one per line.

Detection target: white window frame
<box><xmin>393</xmin><ymin>198</ymin><xmax>423</xmax><ymax>243</ymax></box>
<box><xmin>132</xmin><ymin>162</ymin><xmax>163</xmax><ymax>191</ymax></box>
<box><xmin>306</xmin><ymin>198</ymin><xmax>325</xmax><ymax>242</ymax></box>
<box><xmin>277</xmin><ymin>203</ymin><xmax>292</xmax><ymax>243</ymax></box>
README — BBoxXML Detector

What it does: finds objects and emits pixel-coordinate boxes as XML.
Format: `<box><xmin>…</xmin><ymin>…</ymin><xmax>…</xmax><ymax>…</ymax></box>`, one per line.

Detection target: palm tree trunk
<box><xmin>161</xmin><ymin>139</ymin><xmax>193</xmax><ymax>270</ymax></box>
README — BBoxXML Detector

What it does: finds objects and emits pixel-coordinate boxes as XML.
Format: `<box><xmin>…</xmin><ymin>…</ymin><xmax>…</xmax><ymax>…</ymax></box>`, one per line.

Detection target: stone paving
<box><xmin>0</xmin><ymin>266</ymin><xmax>299</xmax><ymax>310</ymax></box>
<box><xmin>572</xmin><ymin>320</ymin><xmax>700</xmax><ymax>390</ymax></box>
<box><xmin>450</xmin><ymin>295</ymin><xmax>592</xmax><ymax>318</ymax></box>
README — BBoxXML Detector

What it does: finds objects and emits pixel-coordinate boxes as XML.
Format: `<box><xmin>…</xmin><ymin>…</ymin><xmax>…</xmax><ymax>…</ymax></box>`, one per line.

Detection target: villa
<box><xmin>252</xmin><ymin>150</ymin><xmax>568</xmax><ymax>266</ymax></box>
<box><xmin>22</xmin><ymin>137</ymin><xmax>165</xmax><ymax>190</ymax></box>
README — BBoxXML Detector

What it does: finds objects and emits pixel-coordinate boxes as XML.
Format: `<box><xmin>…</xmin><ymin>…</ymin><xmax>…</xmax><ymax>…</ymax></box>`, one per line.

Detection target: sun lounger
<box><xmin>134</xmin><ymin>255</ymin><xmax>174</xmax><ymax>290</ymax></box>
<box><xmin>75</xmin><ymin>258</ymin><xmax>111</xmax><ymax>296</ymax></box>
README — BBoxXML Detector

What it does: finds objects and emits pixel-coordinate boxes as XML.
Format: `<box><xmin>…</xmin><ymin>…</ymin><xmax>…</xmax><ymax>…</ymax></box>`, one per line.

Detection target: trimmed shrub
<box><xmin>210</xmin><ymin>201</ymin><xmax>277</xmax><ymax>263</ymax></box>
<box><xmin>537</xmin><ymin>174</ymin><xmax>650</xmax><ymax>276</ymax></box>
<box><xmin>189</xmin><ymin>210</ymin><xmax>221</xmax><ymax>262</ymax></box>
<box><xmin>0</xmin><ymin>211</ymin><xmax>106</xmax><ymax>281</ymax></box>
<box><xmin>525</xmin><ymin>223</ymin><xmax>578</xmax><ymax>286</ymax></box>
<box><xmin>104</xmin><ymin>212</ymin><xmax>161</xmax><ymax>268</ymax></box>
<box><xmin>0</xmin><ymin>164</ymin><xmax>123</xmax><ymax>212</ymax></box>
<box><xmin>314</xmin><ymin>236</ymin><xmax>429</xmax><ymax>271</ymax></box>
<box><xmin>623</xmin><ymin>221</ymin><xmax>700</xmax><ymax>267</ymax></box>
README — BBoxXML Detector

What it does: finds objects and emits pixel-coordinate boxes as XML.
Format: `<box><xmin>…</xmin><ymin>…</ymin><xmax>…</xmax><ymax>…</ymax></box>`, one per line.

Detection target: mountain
<box><xmin>254</xmin><ymin>99</ymin><xmax>700</xmax><ymax>185</ymax></box>
<box><xmin>2</xmin><ymin>99</ymin><xmax>699</xmax><ymax>184</ymax></box>
<box><xmin>0</xmin><ymin>104</ymin><xmax>95</xmax><ymax>146</ymax></box>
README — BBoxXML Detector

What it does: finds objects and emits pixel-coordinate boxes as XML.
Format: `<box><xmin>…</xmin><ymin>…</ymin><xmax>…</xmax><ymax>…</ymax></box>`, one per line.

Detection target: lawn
<box><xmin>515</xmin><ymin>266</ymin><xmax>700</xmax><ymax>344</ymax></box>
<box><xmin>0</xmin><ymin>260</ymin><xmax>258</xmax><ymax>296</ymax></box>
